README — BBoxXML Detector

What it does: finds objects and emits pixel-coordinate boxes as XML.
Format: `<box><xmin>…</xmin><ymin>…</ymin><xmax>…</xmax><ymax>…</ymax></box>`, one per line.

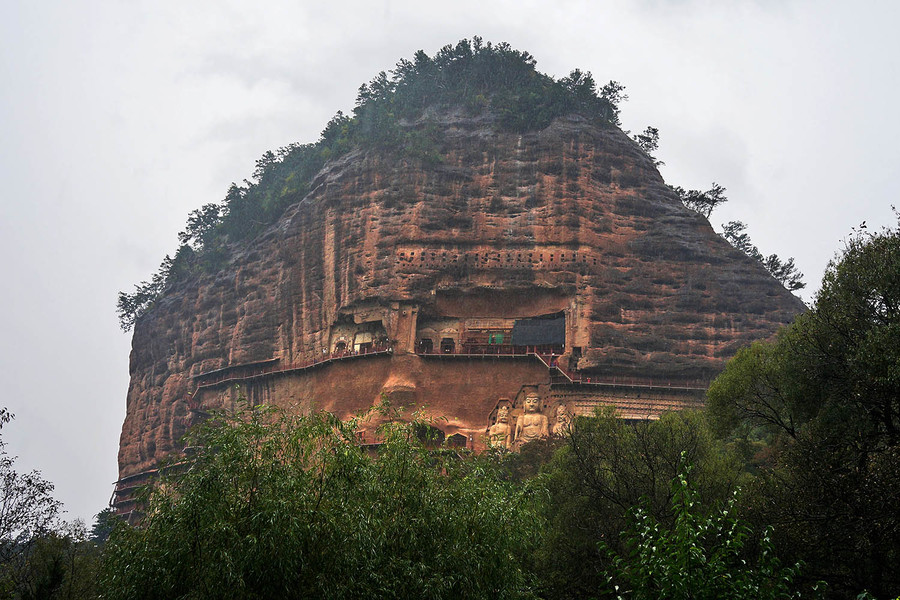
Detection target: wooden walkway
<box><xmin>187</xmin><ymin>345</ymin><xmax>705</xmax><ymax>413</ymax></box>
<box><xmin>416</xmin><ymin>347</ymin><xmax>707</xmax><ymax>391</ymax></box>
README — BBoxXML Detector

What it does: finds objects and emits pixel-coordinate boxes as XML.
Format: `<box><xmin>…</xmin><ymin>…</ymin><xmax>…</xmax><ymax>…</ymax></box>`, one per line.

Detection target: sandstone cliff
<box><xmin>117</xmin><ymin>108</ymin><xmax>803</xmax><ymax>489</ymax></box>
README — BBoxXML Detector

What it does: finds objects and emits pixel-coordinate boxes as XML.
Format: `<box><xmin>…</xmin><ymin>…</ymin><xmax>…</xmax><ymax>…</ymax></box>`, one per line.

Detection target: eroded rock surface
<box><xmin>117</xmin><ymin>112</ymin><xmax>803</xmax><ymax>490</ymax></box>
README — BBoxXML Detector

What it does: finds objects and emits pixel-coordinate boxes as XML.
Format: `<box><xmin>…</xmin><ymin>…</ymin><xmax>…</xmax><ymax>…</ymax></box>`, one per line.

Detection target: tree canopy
<box><xmin>602</xmin><ymin>457</ymin><xmax>800</xmax><ymax>600</ymax></box>
<box><xmin>535</xmin><ymin>409</ymin><xmax>746</xmax><ymax>599</ymax></box>
<box><xmin>0</xmin><ymin>410</ymin><xmax>62</xmax><ymax>595</ymax></box>
<box><xmin>707</xmin><ymin>214</ymin><xmax>900</xmax><ymax>597</ymax></box>
<box><xmin>100</xmin><ymin>405</ymin><xmax>543</xmax><ymax>600</ymax></box>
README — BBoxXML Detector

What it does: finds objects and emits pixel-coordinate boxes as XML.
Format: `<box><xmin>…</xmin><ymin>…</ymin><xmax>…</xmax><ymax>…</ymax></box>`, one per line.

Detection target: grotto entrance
<box><xmin>440</xmin><ymin>338</ymin><xmax>456</xmax><ymax>354</ymax></box>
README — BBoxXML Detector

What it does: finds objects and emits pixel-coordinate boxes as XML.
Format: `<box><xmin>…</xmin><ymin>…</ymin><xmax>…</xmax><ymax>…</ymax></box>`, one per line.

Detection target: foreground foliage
<box><xmin>535</xmin><ymin>410</ymin><xmax>745</xmax><ymax>600</ymax></box>
<box><xmin>603</xmin><ymin>458</ymin><xmax>800</xmax><ymax>600</ymax></box>
<box><xmin>100</xmin><ymin>406</ymin><xmax>543</xmax><ymax>600</ymax></box>
<box><xmin>0</xmin><ymin>410</ymin><xmax>101</xmax><ymax>599</ymax></box>
<box><xmin>708</xmin><ymin>215</ymin><xmax>900</xmax><ymax>598</ymax></box>
<box><xmin>0</xmin><ymin>409</ymin><xmax>61</xmax><ymax>596</ymax></box>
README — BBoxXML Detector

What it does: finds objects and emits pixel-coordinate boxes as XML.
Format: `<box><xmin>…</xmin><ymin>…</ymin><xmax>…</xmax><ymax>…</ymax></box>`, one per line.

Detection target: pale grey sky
<box><xmin>1</xmin><ymin>0</ymin><xmax>897</xmax><ymax>524</ymax></box>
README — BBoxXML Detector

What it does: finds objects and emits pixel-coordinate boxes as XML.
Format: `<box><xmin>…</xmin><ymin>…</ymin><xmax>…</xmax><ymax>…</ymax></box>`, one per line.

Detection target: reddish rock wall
<box><xmin>117</xmin><ymin>111</ymin><xmax>803</xmax><ymax>490</ymax></box>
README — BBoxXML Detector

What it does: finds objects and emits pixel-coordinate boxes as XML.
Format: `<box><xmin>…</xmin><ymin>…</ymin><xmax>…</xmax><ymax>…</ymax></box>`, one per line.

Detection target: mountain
<box><xmin>113</xmin><ymin>40</ymin><xmax>803</xmax><ymax>515</ymax></box>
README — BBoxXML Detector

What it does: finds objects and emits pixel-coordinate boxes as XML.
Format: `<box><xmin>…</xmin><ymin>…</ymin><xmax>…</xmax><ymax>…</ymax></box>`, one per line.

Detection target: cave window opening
<box><xmin>571</xmin><ymin>346</ymin><xmax>582</xmax><ymax>369</ymax></box>
<box><xmin>418</xmin><ymin>338</ymin><xmax>434</xmax><ymax>354</ymax></box>
<box><xmin>447</xmin><ymin>433</ymin><xmax>467</xmax><ymax>448</ymax></box>
<box><xmin>415</xmin><ymin>423</ymin><xmax>446</xmax><ymax>449</ymax></box>
<box><xmin>441</xmin><ymin>338</ymin><xmax>456</xmax><ymax>354</ymax></box>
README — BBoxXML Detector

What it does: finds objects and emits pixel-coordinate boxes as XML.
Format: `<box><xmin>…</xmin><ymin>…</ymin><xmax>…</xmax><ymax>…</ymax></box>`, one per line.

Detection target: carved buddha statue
<box><xmin>514</xmin><ymin>394</ymin><xmax>549</xmax><ymax>447</ymax></box>
<box><xmin>487</xmin><ymin>405</ymin><xmax>511</xmax><ymax>449</ymax></box>
<box><xmin>553</xmin><ymin>404</ymin><xmax>572</xmax><ymax>436</ymax></box>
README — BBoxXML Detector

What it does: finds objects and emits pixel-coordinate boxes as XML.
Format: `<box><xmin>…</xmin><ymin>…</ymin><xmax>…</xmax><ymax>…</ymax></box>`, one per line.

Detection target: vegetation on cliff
<box><xmin>117</xmin><ymin>37</ymin><xmax>805</xmax><ymax>332</ymax></box>
<box><xmin>720</xmin><ymin>220</ymin><xmax>805</xmax><ymax>291</ymax></box>
<box><xmin>666</xmin><ymin>183</ymin><xmax>805</xmax><ymax>291</ymax></box>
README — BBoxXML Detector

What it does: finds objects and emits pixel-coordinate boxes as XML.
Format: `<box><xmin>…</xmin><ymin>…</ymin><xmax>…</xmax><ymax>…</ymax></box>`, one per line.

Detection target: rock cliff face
<box><xmin>116</xmin><ymin>110</ymin><xmax>803</xmax><ymax>504</ymax></box>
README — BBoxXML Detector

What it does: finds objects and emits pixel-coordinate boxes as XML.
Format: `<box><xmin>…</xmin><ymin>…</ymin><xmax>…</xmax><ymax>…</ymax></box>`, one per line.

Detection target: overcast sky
<box><xmin>1</xmin><ymin>0</ymin><xmax>898</xmax><ymax>524</ymax></box>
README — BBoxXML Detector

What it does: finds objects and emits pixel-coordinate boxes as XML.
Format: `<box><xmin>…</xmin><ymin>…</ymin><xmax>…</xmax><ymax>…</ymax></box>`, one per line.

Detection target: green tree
<box><xmin>721</xmin><ymin>220</ymin><xmax>805</xmax><ymax>291</ymax></box>
<box><xmin>707</xmin><ymin>215</ymin><xmax>900</xmax><ymax>598</ymax></box>
<box><xmin>0</xmin><ymin>410</ymin><xmax>62</xmax><ymax>596</ymax></box>
<box><xmin>100</xmin><ymin>405</ymin><xmax>543</xmax><ymax>600</ymax></box>
<box><xmin>536</xmin><ymin>409</ymin><xmax>744</xmax><ymax>600</ymax></box>
<box><xmin>601</xmin><ymin>457</ymin><xmax>802</xmax><ymax>600</ymax></box>
<box><xmin>0</xmin><ymin>411</ymin><xmax>97</xmax><ymax>599</ymax></box>
<box><xmin>15</xmin><ymin>520</ymin><xmax>100</xmax><ymax>600</ymax></box>
<box><xmin>672</xmin><ymin>182</ymin><xmax>728</xmax><ymax>219</ymax></box>
<box><xmin>89</xmin><ymin>509</ymin><xmax>121</xmax><ymax>545</ymax></box>
<box><xmin>177</xmin><ymin>203</ymin><xmax>222</xmax><ymax>251</ymax></box>
<box><xmin>632</xmin><ymin>126</ymin><xmax>663</xmax><ymax>166</ymax></box>
<box><xmin>599</xmin><ymin>80</ymin><xmax>628</xmax><ymax>126</ymax></box>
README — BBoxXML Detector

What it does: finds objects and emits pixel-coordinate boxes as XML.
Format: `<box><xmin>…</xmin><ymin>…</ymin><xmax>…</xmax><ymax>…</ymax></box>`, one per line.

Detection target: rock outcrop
<box><xmin>115</xmin><ymin>109</ymin><xmax>803</xmax><ymax>510</ymax></box>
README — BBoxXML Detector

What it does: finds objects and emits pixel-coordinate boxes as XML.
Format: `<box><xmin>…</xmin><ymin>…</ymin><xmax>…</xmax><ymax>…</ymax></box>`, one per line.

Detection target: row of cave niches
<box><xmin>396</xmin><ymin>249</ymin><xmax>601</xmax><ymax>268</ymax></box>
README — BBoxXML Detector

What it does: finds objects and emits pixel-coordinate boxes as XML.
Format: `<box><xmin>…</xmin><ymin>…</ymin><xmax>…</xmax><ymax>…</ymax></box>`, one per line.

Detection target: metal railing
<box><xmin>416</xmin><ymin>345</ymin><xmax>707</xmax><ymax>390</ymax></box>
<box><xmin>188</xmin><ymin>341</ymin><xmax>705</xmax><ymax>402</ymax></box>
